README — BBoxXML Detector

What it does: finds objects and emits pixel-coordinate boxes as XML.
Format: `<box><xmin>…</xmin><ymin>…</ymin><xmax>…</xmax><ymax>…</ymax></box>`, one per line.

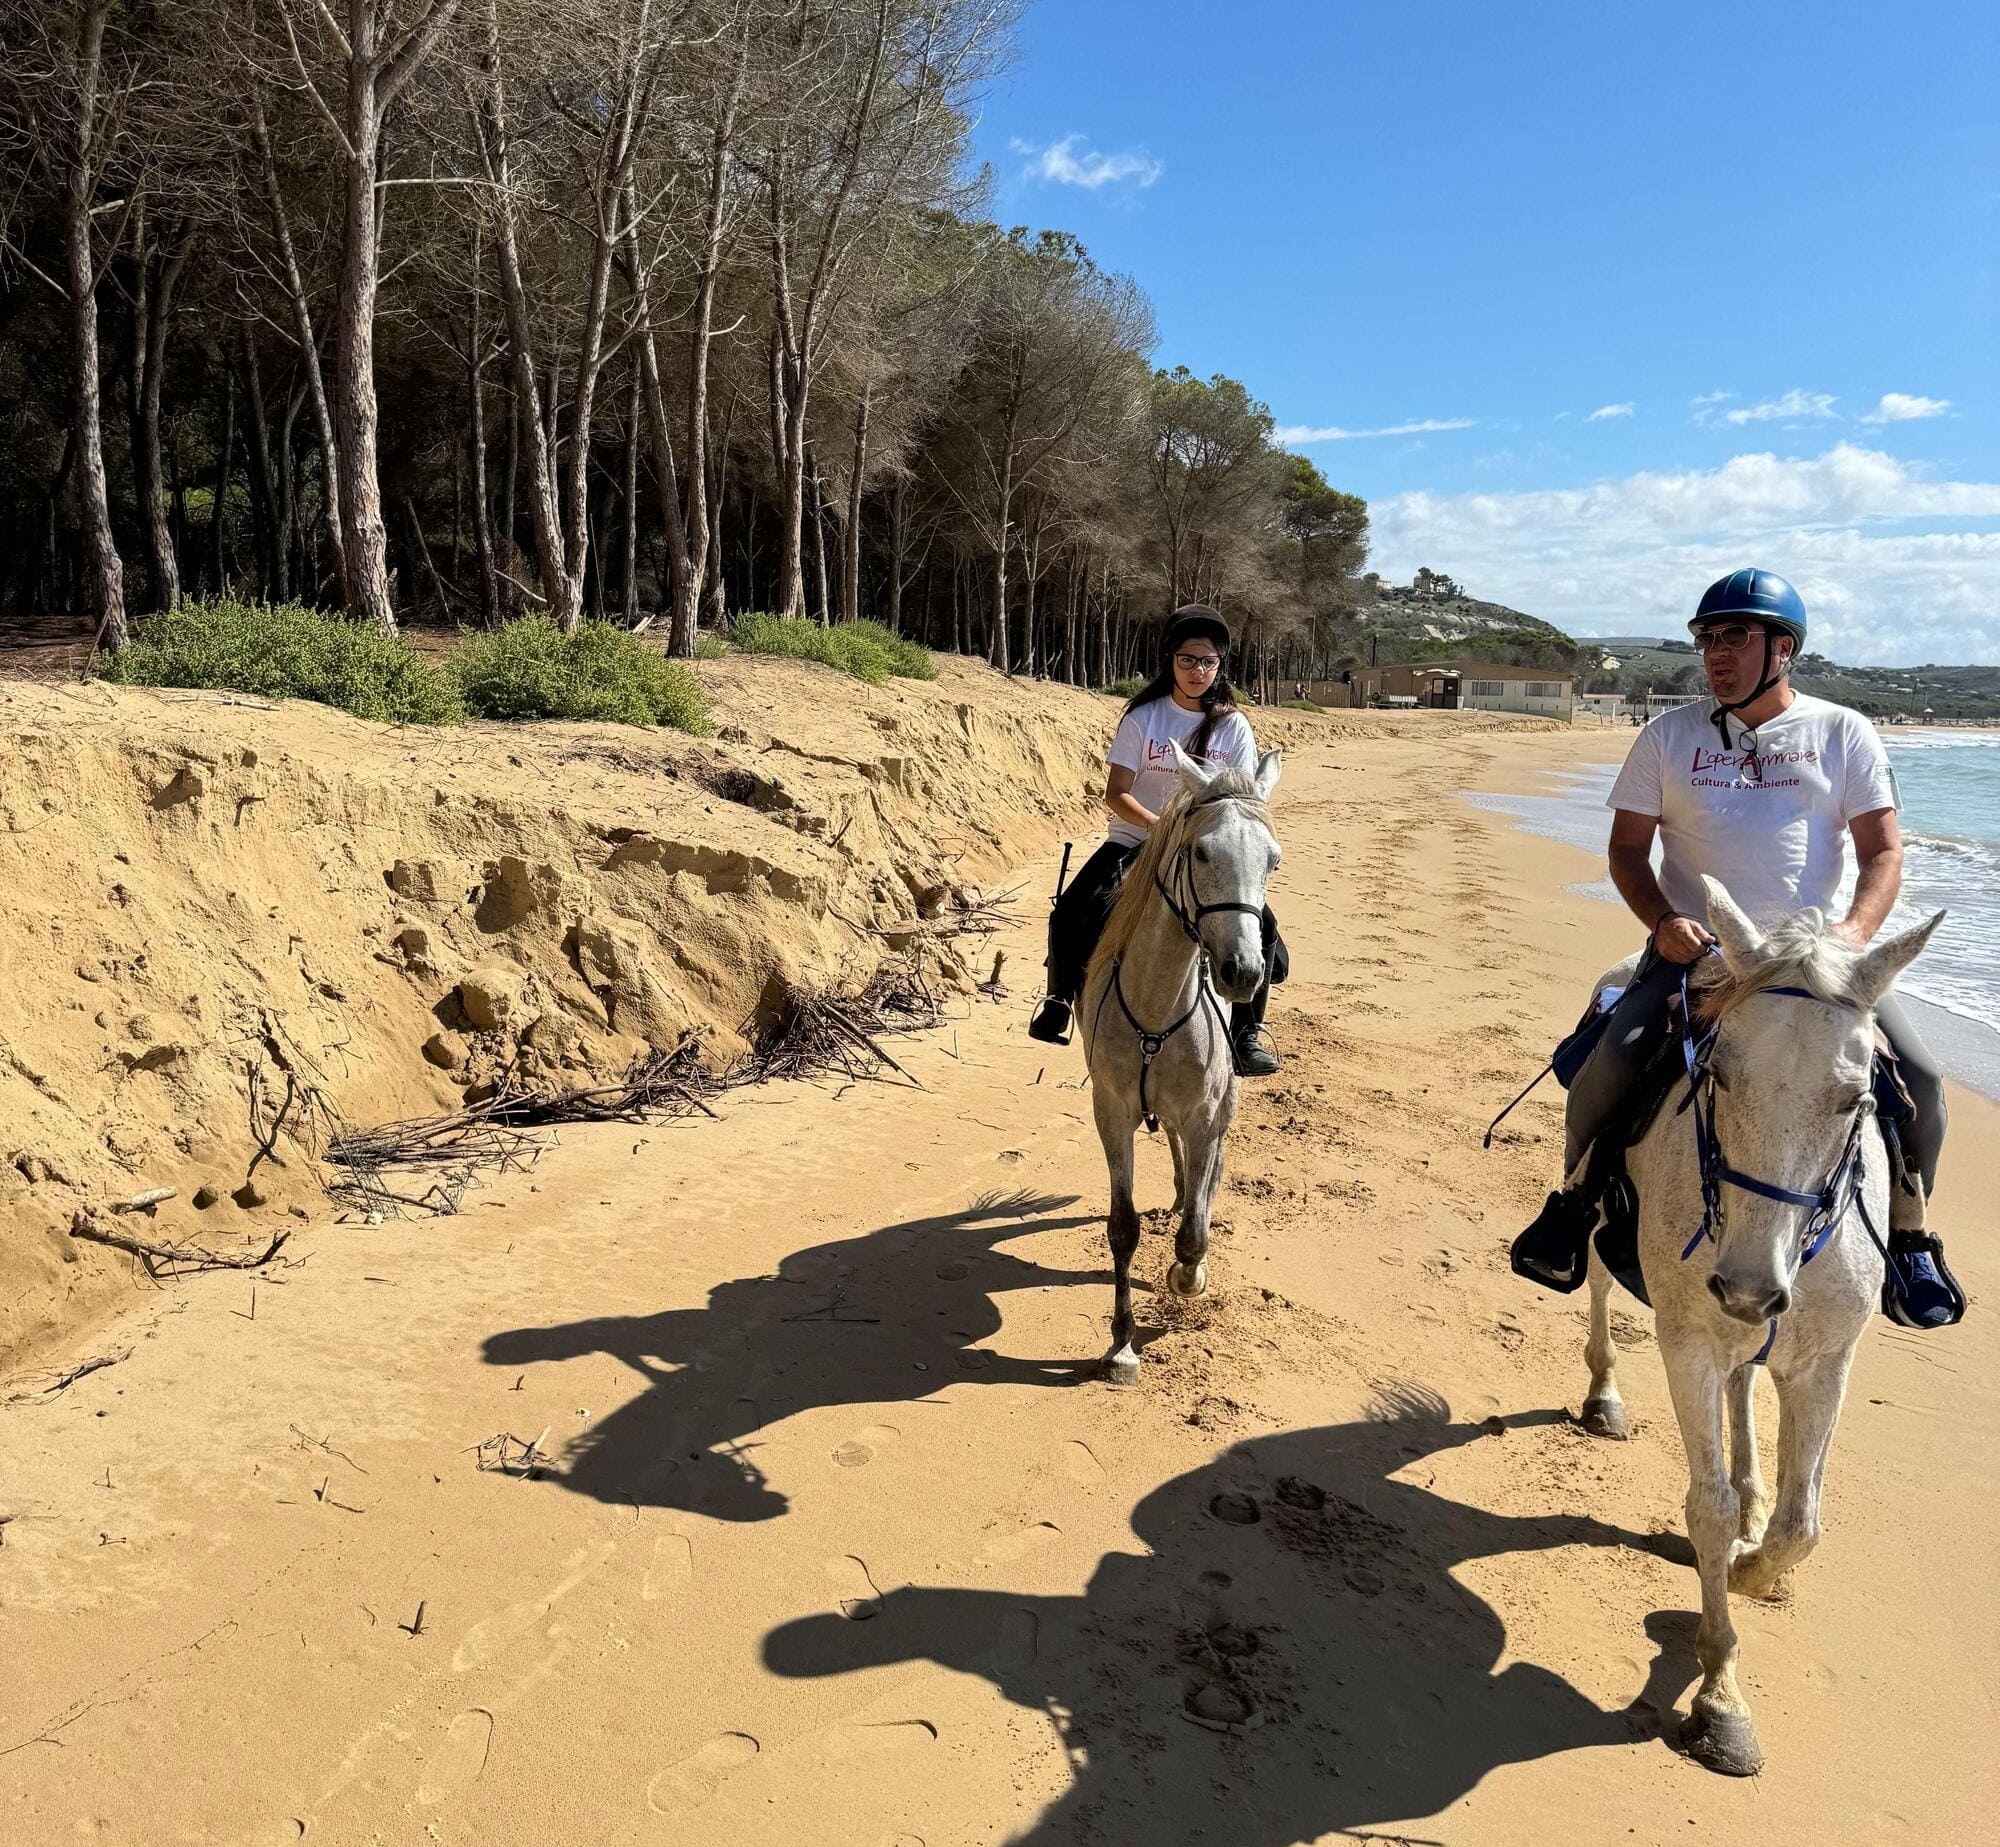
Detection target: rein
<box><xmin>1673</xmin><ymin>961</ymin><xmax>1880</xmax><ymax>1362</ymax></box>
<box><xmin>1093</xmin><ymin>792</ymin><xmax>1262</xmax><ymax>1133</ymax></box>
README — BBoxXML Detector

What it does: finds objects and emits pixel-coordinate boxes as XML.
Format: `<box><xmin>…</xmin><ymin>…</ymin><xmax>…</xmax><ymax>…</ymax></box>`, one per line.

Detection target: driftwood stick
<box><xmin>70</xmin><ymin>1213</ymin><xmax>292</xmax><ymax>1276</ymax></box>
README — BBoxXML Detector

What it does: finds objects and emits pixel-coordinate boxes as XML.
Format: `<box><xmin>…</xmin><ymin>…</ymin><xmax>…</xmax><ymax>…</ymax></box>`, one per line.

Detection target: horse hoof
<box><xmin>1168</xmin><ymin>1261</ymin><xmax>1208</xmax><ymax>1297</ymax></box>
<box><xmin>1105</xmin><ymin>1349</ymin><xmax>1141</xmax><ymax>1387</ymax></box>
<box><xmin>1680</xmin><ymin>1707</ymin><xmax>1763</xmax><ymax>1778</ymax></box>
<box><xmin>1580</xmin><ymin>1396</ymin><xmax>1630</xmax><ymax>1441</ymax></box>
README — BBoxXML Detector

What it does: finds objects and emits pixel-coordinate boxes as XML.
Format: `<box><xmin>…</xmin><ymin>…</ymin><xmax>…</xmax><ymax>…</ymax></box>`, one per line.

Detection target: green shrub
<box><xmin>449</xmin><ymin>614</ymin><xmax>710</xmax><ymax>732</ymax></box>
<box><xmin>101</xmin><ymin>596</ymin><xmax>462</xmax><ymax>725</ymax></box>
<box><xmin>1280</xmin><ymin>698</ymin><xmax>1324</xmax><ymax>713</ymax></box>
<box><xmin>1102</xmin><ymin>675</ymin><xmax>1147</xmax><ymax>700</ymax></box>
<box><xmin>728</xmin><ymin>611</ymin><xmax>933</xmax><ymax>684</ymax></box>
<box><xmin>692</xmin><ymin>634</ymin><xmax>730</xmax><ymax>661</ymax></box>
<box><xmin>843</xmin><ymin>619</ymin><xmax>936</xmax><ymax>681</ymax></box>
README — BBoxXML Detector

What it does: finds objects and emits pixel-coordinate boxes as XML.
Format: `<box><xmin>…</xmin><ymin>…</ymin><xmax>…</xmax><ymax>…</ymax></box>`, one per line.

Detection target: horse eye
<box><xmin>1192</xmin><ymin>840</ymin><xmax>1212</xmax><ymax>862</ymax></box>
<box><xmin>1710</xmin><ymin>1064</ymin><xmax>1730</xmax><ymax>1093</ymax></box>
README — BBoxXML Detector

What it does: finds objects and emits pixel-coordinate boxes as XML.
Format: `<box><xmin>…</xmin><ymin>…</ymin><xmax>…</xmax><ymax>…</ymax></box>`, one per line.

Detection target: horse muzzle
<box><xmin>1707</xmin><ymin>1270</ymin><xmax>1791</xmax><ymax>1326</ymax></box>
<box><xmin>1212</xmin><ymin>951</ymin><xmax>1264</xmax><ymax>1004</ymax></box>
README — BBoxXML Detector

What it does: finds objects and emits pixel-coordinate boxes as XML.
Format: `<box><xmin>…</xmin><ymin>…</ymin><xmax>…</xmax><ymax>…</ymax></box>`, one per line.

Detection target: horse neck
<box><xmin>1121</xmin><ymin>844</ymin><xmax>1207</xmax><ymax>1015</ymax></box>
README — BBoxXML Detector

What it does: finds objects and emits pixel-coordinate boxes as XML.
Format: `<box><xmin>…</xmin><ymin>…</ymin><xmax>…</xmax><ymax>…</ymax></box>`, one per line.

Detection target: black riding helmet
<box><xmin>1163</xmin><ymin>605</ymin><xmax>1230</xmax><ymax>655</ymax></box>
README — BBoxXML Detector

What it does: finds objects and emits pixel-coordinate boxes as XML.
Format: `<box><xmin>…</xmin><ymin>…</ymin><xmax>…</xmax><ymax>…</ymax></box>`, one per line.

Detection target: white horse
<box><xmin>1581</xmin><ymin>875</ymin><xmax>1942</xmax><ymax>1776</ymax></box>
<box><xmin>1081</xmin><ymin>744</ymin><xmax>1282</xmax><ymax>1385</ymax></box>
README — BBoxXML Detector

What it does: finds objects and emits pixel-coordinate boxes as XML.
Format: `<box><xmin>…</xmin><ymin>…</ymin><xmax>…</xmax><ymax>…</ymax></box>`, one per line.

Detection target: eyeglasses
<box><xmin>1693</xmin><ymin>624</ymin><xmax>1763</xmax><ymax>654</ymax></box>
<box><xmin>1174</xmin><ymin>653</ymin><xmax>1221</xmax><ymax>674</ymax></box>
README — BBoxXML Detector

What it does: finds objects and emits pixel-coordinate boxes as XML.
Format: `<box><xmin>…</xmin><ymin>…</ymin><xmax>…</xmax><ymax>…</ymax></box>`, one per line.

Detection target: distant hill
<box><xmin>1344</xmin><ymin>573</ymin><xmax>1583</xmax><ymax>670</ymax></box>
<box><xmin>1572</xmin><ymin>637</ymin><xmax>2000</xmax><ymax>722</ymax></box>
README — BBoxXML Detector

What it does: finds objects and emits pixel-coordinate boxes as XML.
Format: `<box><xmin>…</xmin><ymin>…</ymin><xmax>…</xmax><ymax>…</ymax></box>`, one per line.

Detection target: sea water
<box><xmin>1464</xmin><ymin>728</ymin><xmax>2000</xmax><ymax>1100</ymax></box>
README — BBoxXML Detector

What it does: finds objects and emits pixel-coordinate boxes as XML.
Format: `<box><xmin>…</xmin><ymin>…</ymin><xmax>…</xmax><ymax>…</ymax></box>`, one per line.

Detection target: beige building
<box><xmin>1306</xmin><ymin>660</ymin><xmax>1574</xmax><ymax>717</ymax></box>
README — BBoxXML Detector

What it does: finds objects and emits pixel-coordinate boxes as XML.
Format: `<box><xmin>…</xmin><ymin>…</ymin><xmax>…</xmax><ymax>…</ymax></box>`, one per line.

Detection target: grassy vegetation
<box><xmin>1101</xmin><ymin>676</ymin><xmax>1147</xmax><ymax>700</ymax></box>
<box><xmin>728</xmin><ymin>611</ymin><xmax>934</xmax><ymax>684</ymax></box>
<box><xmin>450</xmin><ymin>614</ymin><xmax>709</xmax><ymax>731</ymax></box>
<box><xmin>101</xmin><ymin>596</ymin><xmax>463</xmax><ymax>725</ymax></box>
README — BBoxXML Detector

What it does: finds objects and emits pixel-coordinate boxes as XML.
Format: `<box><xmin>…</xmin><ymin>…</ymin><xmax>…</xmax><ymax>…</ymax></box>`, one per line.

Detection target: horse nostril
<box><xmin>1706</xmin><ymin>1274</ymin><xmax>1731</xmax><ymax>1307</ymax></box>
<box><xmin>1764</xmin><ymin>1288</ymin><xmax>1791</xmax><ymax>1319</ymax></box>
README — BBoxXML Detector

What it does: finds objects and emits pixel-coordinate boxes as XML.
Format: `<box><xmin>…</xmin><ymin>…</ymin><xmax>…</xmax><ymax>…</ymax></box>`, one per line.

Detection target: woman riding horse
<box><xmin>1030</xmin><ymin>606</ymin><xmax>1289</xmax><ymax>1077</ymax></box>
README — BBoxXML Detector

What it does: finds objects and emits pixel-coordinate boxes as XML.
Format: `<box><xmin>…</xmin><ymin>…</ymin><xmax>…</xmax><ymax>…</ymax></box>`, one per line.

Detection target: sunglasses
<box><xmin>1174</xmin><ymin>653</ymin><xmax>1221</xmax><ymax>673</ymax></box>
<box><xmin>1693</xmin><ymin>624</ymin><xmax>1764</xmax><ymax>654</ymax></box>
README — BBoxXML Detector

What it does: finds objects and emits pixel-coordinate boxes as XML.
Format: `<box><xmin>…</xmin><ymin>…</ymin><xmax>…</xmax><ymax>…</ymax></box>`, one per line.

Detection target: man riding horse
<box><xmin>1031</xmin><ymin>606</ymin><xmax>1288</xmax><ymax>1078</ymax></box>
<box><xmin>1510</xmin><ymin>569</ymin><xmax>1962</xmax><ymax>1328</ymax></box>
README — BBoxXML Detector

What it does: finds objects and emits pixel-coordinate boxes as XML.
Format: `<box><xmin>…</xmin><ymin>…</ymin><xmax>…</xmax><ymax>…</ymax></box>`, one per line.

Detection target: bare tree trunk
<box><xmin>249</xmin><ymin>94</ymin><xmax>343</xmax><ymax>588</ymax></box>
<box><xmin>239</xmin><ymin>339</ymin><xmax>278</xmax><ymax>597</ymax></box>
<box><xmin>843</xmin><ymin>375</ymin><xmax>870</xmax><ymax>626</ymax></box>
<box><xmin>886</xmin><ymin>472</ymin><xmax>906</xmax><ymax>635</ymax></box>
<box><xmin>328</xmin><ymin>0</ymin><xmax>461</xmax><ymax>630</ymax></box>
<box><xmin>60</xmin><ymin>0</ymin><xmax>126</xmax><ymax>646</ymax></box>
<box><xmin>705</xmin><ymin>398</ymin><xmax>732</xmax><ymax>627</ymax></box>
<box><xmin>807</xmin><ymin>457</ymin><xmax>831</xmax><ymax>624</ymax></box>
<box><xmin>210</xmin><ymin>361</ymin><xmax>236</xmax><ymax>593</ymax></box>
<box><xmin>620</xmin><ymin>361</ymin><xmax>640</xmax><ymax>624</ymax></box>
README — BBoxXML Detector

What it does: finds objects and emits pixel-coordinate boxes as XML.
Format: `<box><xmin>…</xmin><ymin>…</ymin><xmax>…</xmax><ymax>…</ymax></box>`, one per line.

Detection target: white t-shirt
<box><xmin>1105</xmin><ymin>698</ymin><xmax>1258</xmax><ymax>848</ymax></box>
<box><xmin>1606</xmin><ymin>694</ymin><xmax>1898</xmax><ymax>926</ymax></box>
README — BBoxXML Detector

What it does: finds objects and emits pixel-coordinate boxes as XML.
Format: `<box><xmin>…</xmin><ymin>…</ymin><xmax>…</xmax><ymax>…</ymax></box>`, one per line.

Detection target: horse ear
<box><xmin>1252</xmin><ymin>748</ymin><xmax>1283</xmax><ymax>802</ymax></box>
<box><xmin>1702</xmin><ymin>876</ymin><xmax>1763</xmax><ymax>969</ymax></box>
<box><xmin>1850</xmin><ymin>910</ymin><xmax>1945</xmax><ymax>1007</ymax></box>
<box><xmin>1171</xmin><ymin>739</ymin><xmax>1219</xmax><ymax>793</ymax></box>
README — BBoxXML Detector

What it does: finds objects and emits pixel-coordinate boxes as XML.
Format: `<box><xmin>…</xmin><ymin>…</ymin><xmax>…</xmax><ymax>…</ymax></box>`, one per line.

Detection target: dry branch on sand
<box><xmin>322</xmin><ymin>1038</ymin><xmax>716</xmax><ymax>1218</ymax></box>
<box><xmin>872</xmin><ymin>883</ymin><xmax>1025</xmax><ymax>942</ymax></box>
<box><xmin>3</xmin><ymin>1348</ymin><xmax>132</xmax><ymax>1406</ymax></box>
<box><xmin>737</xmin><ymin>956</ymin><xmax>947</xmax><ymax>1091</ymax></box>
<box><xmin>68</xmin><ymin>1211</ymin><xmax>292</xmax><ymax>1279</ymax></box>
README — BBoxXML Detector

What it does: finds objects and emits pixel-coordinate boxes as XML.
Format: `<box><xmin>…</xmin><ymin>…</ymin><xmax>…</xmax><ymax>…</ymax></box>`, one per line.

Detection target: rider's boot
<box><xmin>1882</xmin><ymin>1156</ymin><xmax>1965</xmax><ymax>1328</ymax></box>
<box><xmin>1510</xmin><ymin>1186</ymin><xmax>1599</xmax><ymax>1293</ymax></box>
<box><xmin>1028</xmin><ymin>997</ymin><xmax>1072</xmax><ymax>1046</ymax></box>
<box><xmin>1229</xmin><ymin>1002</ymin><xmax>1280</xmax><ymax>1078</ymax></box>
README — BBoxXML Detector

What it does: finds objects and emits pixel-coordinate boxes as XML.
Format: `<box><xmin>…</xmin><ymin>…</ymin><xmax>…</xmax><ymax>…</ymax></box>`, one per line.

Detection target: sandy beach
<box><xmin>2</xmin><ymin>710</ymin><xmax>1993</xmax><ymax>1846</ymax></box>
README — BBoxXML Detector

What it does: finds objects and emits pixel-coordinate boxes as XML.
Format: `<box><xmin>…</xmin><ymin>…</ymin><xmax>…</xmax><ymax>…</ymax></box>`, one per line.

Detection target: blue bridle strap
<box><xmin>1674</xmin><ymin>964</ymin><xmax>1870</xmax><ymax>1363</ymax></box>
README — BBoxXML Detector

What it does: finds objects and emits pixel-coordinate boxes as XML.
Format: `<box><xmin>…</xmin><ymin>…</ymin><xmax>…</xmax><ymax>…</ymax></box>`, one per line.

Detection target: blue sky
<box><xmin>970</xmin><ymin>1</ymin><xmax>2000</xmax><ymax>664</ymax></box>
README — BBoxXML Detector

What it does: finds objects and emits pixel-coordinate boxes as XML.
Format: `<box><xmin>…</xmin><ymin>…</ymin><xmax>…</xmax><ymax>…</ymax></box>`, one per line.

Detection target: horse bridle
<box><xmin>1673</xmin><ymin>961</ymin><xmax>1884</xmax><ymax>1361</ymax></box>
<box><xmin>1093</xmin><ymin>793</ymin><xmax>1270</xmax><ymax>1131</ymax></box>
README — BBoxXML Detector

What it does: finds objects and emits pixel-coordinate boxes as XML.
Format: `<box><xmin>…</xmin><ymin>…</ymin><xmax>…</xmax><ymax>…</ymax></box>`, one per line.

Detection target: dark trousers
<box><xmin>1564</xmin><ymin>945</ymin><xmax>1947</xmax><ymax>1195</ymax></box>
<box><xmin>1045</xmin><ymin>839</ymin><xmax>1288</xmax><ymax>1023</ymax></box>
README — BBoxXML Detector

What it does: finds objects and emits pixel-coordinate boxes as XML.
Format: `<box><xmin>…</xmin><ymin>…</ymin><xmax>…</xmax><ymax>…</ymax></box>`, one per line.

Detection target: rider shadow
<box><xmin>766</xmin><ymin>1387</ymin><xmax>1663</xmax><ymax>1842</ymax></box>
<box><xmin>481</xmin><ymin>1191</ymin><xmax>1102</xmax><ymax>1521</ymax></box>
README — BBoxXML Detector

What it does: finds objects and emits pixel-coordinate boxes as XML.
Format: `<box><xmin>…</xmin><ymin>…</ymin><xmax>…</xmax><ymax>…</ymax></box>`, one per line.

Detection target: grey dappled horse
<box><xmin>1580</xmin><ymin>875</ymin><xmax>1942</xmax><ymax>1776</ymax></box>
<box><xmin>1080</xmin><ymin>743</ymin><xmax>1281</xmax><ymax>1384</ymax></box>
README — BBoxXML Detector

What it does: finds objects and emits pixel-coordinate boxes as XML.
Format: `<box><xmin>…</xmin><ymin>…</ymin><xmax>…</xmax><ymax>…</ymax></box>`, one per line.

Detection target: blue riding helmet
<box><xmin>1691</xmin><ymin>569</ymin><xmax>1808</xmax><ymax>648</ymax></box>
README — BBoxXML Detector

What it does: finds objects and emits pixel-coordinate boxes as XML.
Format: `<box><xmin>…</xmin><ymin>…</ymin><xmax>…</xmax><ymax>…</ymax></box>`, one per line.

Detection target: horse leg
<box><xmin>1725</xmin><ymin>1362</ymin><xmax>1769</xmax><ymax>1546</ymax></box>
<box><xmin>1096</xmin><ymin>1094</ymin><xmax>1143</xmax><ymax>1385</ymax></box>
<box><xmin>1167</xmin><ymin>1124</ymin><xmax>1187</xmax><ymax>1218</ymax></box>
<box><xmin>1166</xmin><ymin>1123</ymin><xmax>1223</xmax><ymax>1297</ymax></box>
<box><xmin>1730</xmin><ymin>1349</ymin><xmax>1854</xmax><ymax>1600</ymax></box>
<box><xmin>1580</xmin><ymin>1245</ymin><xmax>1630</xmax><ymax>1439</ymax></box>
<box><xmin>1660</xmin><ymin>1326</ymin><xmax>1764</xmax><ymax>1776</ymax></box>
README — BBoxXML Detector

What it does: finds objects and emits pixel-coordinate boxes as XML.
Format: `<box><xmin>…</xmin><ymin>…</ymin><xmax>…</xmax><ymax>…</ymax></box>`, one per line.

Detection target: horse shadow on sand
<box><xmin>481</xmin><ymin>1191</ymin><xmax>1103</xmax><ymax>1521</ymax></box>
<box><xmin>765</xmin><ymin>1387</ymin><xmax>1701</xmax><ymax>1844</ymax></box>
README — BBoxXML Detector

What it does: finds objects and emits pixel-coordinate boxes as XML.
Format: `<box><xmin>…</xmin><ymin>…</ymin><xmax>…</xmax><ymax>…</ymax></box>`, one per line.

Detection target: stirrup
<box><xmin>1510</xmin><ymin>1189</ymin><xmax>1597</xmax><ymax>1295</ymax></box>
<box><xmin>1028</xmin><ymin>997</ymin><xmax>1072</xmax><ymax>1047</ymax></box>
<box><xmin>1881</xmin><ymin>1230</ymin><xmax>1966</xmax><ymax>1330</ymax></box>
<box><xmin>1231</xmin><ymin>1023</ymin><xmax>1280</xmax><ymax>1078</ymax></box>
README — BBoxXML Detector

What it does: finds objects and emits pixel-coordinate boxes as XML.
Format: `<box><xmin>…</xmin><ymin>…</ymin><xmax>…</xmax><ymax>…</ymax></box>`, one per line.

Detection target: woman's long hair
<box><xmin>1122</xmin><ymin>625</ymin><xmax>1239</xmax><ymax>761</ymax></box>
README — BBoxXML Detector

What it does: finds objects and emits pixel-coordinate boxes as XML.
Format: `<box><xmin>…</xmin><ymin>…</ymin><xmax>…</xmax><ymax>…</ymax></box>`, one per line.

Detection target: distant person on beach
<box><xmin>1509</xmin><ymin>569</ymin><xmax>1961</xmax><ymax>1326</ymax></box>
<box><xmin>1030</xmin><ymin>606</ymin><xmax>1288</xmax><ymax>1077</ymax></box>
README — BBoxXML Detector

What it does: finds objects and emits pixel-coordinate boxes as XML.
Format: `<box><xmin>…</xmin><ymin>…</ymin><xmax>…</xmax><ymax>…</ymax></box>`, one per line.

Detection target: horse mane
<box><xmin>1087</xmin><ymin>768</ymin><xmax>1267</xmax><ymax>985</ymax></box>
<box><xmin>1695</xmin><ymin>908</ymin><xmax>1870</xmax><ymax>1023</ymax></box>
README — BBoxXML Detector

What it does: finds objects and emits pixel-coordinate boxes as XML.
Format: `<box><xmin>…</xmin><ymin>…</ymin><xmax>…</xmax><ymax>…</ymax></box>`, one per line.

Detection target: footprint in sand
<box><xmin>827</xmin><ymin>1553</ymin><xmax>885</xmax><ymax>1620</ymax></box>
<box><xmin>978</xmin><ymin>1520</ymin><xmax>1061</xmax><ymax>1566</ymax></box>
<box><xmin>833</xmin><ymin>1424</ymin><xmax>901</xmax><ymax>1469</ymax></box>
<box><xmin>646</xmin><ymin>1732</ymin><xmax>760</xmax><ymax>1812</ymax></box>
<box><xmin>1060</xmin><ymin>1439</ymin><xmax>1106</xmax><ymax>1488</ymax></box>
<box><xmin>986</xmin><ymin>1607</ymin><xmax>1040</xmax><ymax>1670</ymax></box>
<box><xmin>416</xmin><ymin>1707</ymin><xmax>495</xmax><ymax>1806</ymax></box>
<box><xmin>643</xmin><ymin>1531</ymin><xmax>693</xmax><ymax>1603</ymax></box>
<box><xmin>453</xmin><ymin>1541</ymin><xmax>614</xmax><ymax>1671</ymax></box>
<box><xmin>826</xmin><ymin>1719</ymin><xmax>939</xmax><ymax>1759</ymax></box>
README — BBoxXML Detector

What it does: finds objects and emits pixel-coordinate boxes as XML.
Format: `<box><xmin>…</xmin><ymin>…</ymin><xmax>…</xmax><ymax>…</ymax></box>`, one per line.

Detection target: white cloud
<box><xmin>1691</xmin><ymin>390</ymin><xmax>1736</xmax><ymax>408</ymax></box>
<box><xmin>1009</xmin><ymin>134</ymin><xmax>1161</xmax><ymax>190</ymax></box>
<box><xmin>1722</xmin><ymin>389</ymin><xmax>1840</xmax><ymax>426</ymax></box>
<box><xmin>1367</xmin><ymin>443</ymin><xmax>2000</xmax><ymax>665</ymax></box>
<box><xmin>1587</xmin><ymin>402</ymin><xmax>1635</xmax><ymax>422</ymax></box>
<box><xmin>1275</xmin><ymin>417</ymin><xmax>1476</xmax><ymax>444</ymax></box>
<box><xmin>1862</xmin><ymin>393</ymin><xmax>1951</xmax><ymax>424</ymax></box>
